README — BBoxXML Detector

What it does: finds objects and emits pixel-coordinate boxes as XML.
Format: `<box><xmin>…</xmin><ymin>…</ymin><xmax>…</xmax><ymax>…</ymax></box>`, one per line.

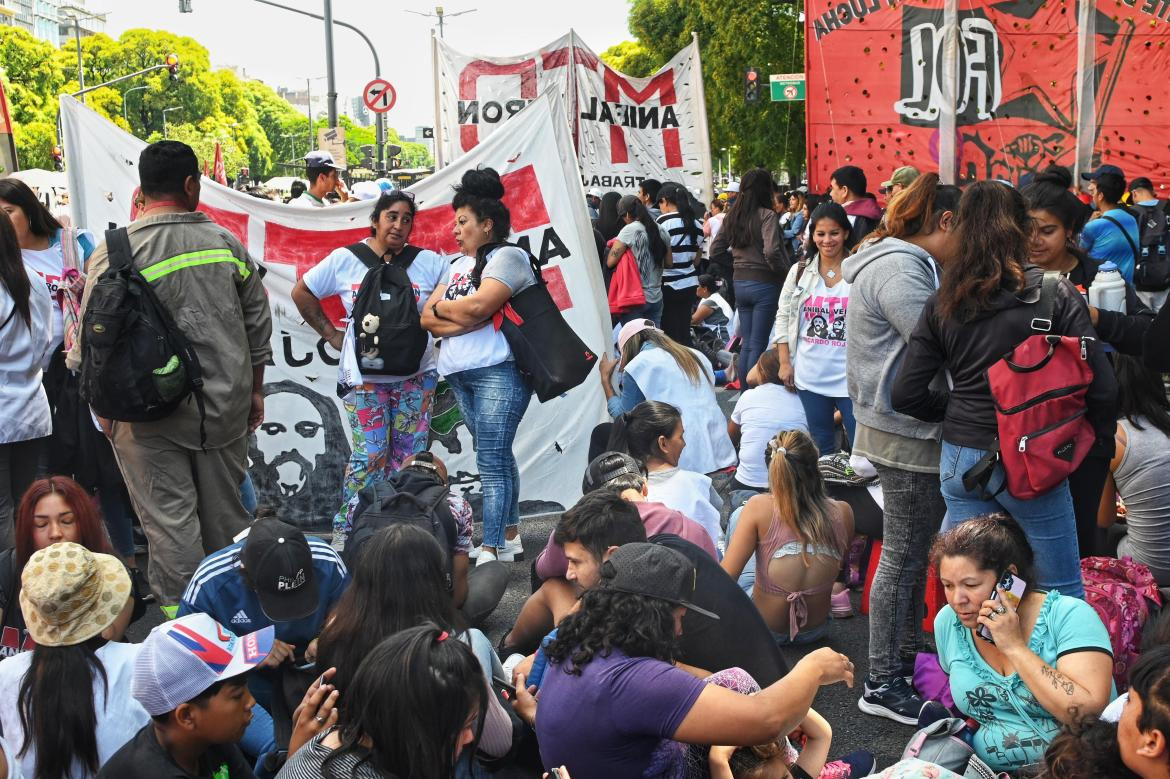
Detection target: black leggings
<box><xmin>1069</xmin><ymin>454</ymin><xmax>1110</xmax><ymax>558</ymax></box>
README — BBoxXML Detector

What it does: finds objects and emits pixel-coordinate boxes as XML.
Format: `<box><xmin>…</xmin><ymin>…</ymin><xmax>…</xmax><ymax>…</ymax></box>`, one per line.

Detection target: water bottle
<box><xmin>1088</xmin><ymin>261</ymin><xmax>1127</xmax><ymax>315</ymax></box>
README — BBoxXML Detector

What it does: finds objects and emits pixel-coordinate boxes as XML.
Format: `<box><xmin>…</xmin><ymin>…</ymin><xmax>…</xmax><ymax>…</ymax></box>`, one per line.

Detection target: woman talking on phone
<box><xmin>931</xmin><ymin>514</ymin><xmax>1115</xmax><ymax>775</ymax></box>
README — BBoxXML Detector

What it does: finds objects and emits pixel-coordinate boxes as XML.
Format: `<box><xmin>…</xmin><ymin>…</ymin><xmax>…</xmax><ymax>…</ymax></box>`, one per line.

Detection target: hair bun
<box><xmin>456</xmin><ymin>167</ymin><xmax>505</xmax><ymax>201</ymax></box>
<box><xmin>1034</xmin><ymin>165</ymin><xmax>1073</xmax><ymax>190</ymax></box>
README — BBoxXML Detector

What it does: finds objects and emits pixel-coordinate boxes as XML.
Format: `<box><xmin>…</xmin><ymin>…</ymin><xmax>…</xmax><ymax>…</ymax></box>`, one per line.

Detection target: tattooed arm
<box><xmin>292</xmin><ymin>279</ymin><xmax>344</xmax><ymax>350</ymax></box>
<box><xmin>1001</xmin><ymin>646</ymin><xmax>1114</xmax><ymax>725</ymax></box>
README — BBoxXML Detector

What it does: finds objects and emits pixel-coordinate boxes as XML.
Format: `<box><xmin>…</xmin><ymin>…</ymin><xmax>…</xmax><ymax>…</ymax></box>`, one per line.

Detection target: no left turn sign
<box><xmin>363</xmin><ymin>78</ymin><xmax>396</xmax><ymax>114</ymax></box>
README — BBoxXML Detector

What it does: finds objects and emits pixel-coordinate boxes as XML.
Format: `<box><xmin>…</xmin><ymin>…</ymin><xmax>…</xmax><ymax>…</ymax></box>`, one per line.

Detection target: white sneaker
<box><xmin>475</xmin><ymin>547</ymin><xmax>499</xmax><ymax>567</ymax></box>
<box><xmin>473</xmin><ymin>535</ymin><xmax>524</xmax><ymax>564</ymax></box>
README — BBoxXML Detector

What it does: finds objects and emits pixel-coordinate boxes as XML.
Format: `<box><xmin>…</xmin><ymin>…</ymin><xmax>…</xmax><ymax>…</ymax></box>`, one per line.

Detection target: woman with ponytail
<box><xmin>421</xmin><ymin>167</ymin><xmax>537</xmax><ymax>564</ymax></box>
<box><xmin>1022</xmin><ymin>165</ymin><xmax>1155</xmax><ymax>556</ymax></box>
<box><xmin>721</xmin><ymin>429</ymin><xmax>853</xmax><ymax>645</ymax></box>
<box><xmin>891</xmin><ymin>182</ymin><xmax>1117</xmax><ymax>599</ymax></box>
<box><xmin>605</xmin><ymin>194</ymin><xmax>672</xmax><ymax>325</ymax></box>
<box><xmin>0</xmin><ymin>209</ymin><xmax>52</xmax><ymax>549</ymax></box>
<box><xmin>842</xmin><ymin>173</ymin><xmax>962</xmax><ymax>724</ymax></box>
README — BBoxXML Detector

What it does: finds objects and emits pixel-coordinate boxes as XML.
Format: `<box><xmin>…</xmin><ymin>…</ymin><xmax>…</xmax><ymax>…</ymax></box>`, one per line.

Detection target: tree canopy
<box><xmin>600</xmin><ymin>0</ymin><xmax>806</xmax><ymax>183</ymax></box>
<box><xmin>0</xmin><ymin>26</ymin><xmax>432</xmax><ymax>179</ymax></box>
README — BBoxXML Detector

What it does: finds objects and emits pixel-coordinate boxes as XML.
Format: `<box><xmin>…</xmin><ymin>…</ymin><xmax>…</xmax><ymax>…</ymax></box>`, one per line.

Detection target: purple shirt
<box><xmin>536</xmin><ymin>649</ymin><xmax>706</xmax><ymax>777</ymax></box>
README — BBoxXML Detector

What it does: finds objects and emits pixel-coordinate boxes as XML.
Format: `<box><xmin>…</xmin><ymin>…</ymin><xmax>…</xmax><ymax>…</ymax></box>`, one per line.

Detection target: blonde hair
<box><xmin>766</xmin><ymin>430</ymin><xmax>841</xmax><ymax>564</ymax></box>
<box><xmin>621</xmin><ymin>328</ymin><xmax>707</xmax><ymax>385</ymax></box>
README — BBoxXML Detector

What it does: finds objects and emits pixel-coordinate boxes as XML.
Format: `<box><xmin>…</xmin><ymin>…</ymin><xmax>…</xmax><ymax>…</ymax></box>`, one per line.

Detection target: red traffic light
<box><xmin>52</xmin><ymin>145</ymin><xmax>63</xmax><ymax>158</ymax></box>
<box><xmin>165</xmin><ymin>53</ymin><xmax>180</xmax><ymax>71</ymax></box>
<box><xmin>746</xmin><ymin>69</ymin><xmax>758</xmax><ymax>82</ymax></box>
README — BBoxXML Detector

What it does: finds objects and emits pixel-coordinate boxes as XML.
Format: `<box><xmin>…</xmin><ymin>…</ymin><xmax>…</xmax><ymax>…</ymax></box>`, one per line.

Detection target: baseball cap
<box><xmin>1130</xmin><ymin>176</ymin><xmax>1154</xmax><ymax>192</ymax></box>
<box><xmin>351</xmin><ymin>181</ymin><xmax>382</xmax><ymax>201</ymax></box>
<box><xmin>241</xmin><ymin>518</ymin><xmax>319</xmax><ymax>622</ymax></box>
<box><xmin>587</xmin><ymin>187</ymin><xmax>603</xmax><ymax>198</ymax></box>
<box><xmin>725</xmin><ymin>181</ymin><xmax>740</xmax><ymax>193</ymax></box>
<box><xmin>616</xmin><ymin>318</ymin><xmax>659</xmax><ymax>352</ymax></box>
<box><xmin>598</xmin><ymin>543</ymin><xmax>719</xmax><ymax>620</ymax></box>
<box><xmin>1081</xmin><ymin>164</ymin><xmax>1124</xmax><ymax>181</ymax></box>
<box><xmin>132</xmin><ymin>613</ymin><xmax>274</xmax><ymax>716</ymax></box>
<box><xmin>582</xmin><ymin>451</ymin><xmax>643</xmax><ymax>493</ymax></box>
<box><xmin>305</xmin><ymin>150</ymin><xmax>340</xmax><ymax>170</ymax></box>
<box><xmin>880</xmin><ymin>165</ymin><xmax>920</xmax><ymax>189</ymax></box>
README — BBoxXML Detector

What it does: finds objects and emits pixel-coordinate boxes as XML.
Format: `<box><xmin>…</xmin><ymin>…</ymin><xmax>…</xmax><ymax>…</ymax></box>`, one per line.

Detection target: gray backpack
<box><xmin>901</xmin><ymin>718</ymin><xmax>1004</xmax><ymax>779</ymax></box>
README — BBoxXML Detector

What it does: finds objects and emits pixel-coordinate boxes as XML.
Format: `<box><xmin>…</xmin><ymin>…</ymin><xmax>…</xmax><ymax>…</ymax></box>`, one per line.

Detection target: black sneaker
<box><xmin>857</xmin><ymin>676</ymin><xmax>927</xmax><ymax>726</ymax></box>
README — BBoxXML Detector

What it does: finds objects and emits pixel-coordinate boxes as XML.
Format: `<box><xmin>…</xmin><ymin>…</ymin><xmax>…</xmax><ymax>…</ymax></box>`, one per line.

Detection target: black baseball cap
<box><xmin>1081</xmin><ymin>164</ymin><xmax>1124</xmax><ymax>181</ymax></box>
<box><xmin>241</xmin><ymin>518</ymin><xmax>319</xmax><ymax>622</ymax></box>
<box><xmin>598</xmin><ymin>543</ymin><xmax>719</xmax><ymax>620</ymax></box>
<box><xmin>582</xmin><ymin>451</ymin><xmax>643</xmax><ymax>493</ymax></box>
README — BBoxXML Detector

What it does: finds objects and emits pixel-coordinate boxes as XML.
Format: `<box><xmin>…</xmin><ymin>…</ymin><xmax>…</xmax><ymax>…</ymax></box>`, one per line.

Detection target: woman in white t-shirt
<box><xmin>420</xmin><ymin>169</ymin><xmax>536</xmax><ymax>564</ymax></box>
<box><xmin>292</xmin><ymin>191</ymin><xmax>448</xmax><ymax>546</ymax></box>
<box><xmin>0</xmin><ymin>542</ymin><xmax>144</xmax><ymax>779</ymax></box>
<box><xmin>605</xmin><ymin>195</ymin><xmax>672</xmax><ymax>326</ymax></box>
<box><xmin>771</xmin><ymin>203</ymin><xmax>858</xmax><ymax>455</ymax></box>
<box><xmin>728</xmin><ymin>348</ymin><xmax>808</xmax><ymax>508</ymax></box>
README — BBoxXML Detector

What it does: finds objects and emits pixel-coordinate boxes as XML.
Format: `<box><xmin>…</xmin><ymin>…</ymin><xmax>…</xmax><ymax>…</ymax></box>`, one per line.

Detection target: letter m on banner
<box><xmin>603</xmin><ymin>68</ymin><xmax>681</xmax><ymax>168</ymax></box>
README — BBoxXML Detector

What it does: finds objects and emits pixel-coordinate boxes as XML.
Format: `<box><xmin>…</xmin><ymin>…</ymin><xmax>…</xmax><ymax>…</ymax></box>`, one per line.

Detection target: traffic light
<box><xmin>745</xmin><ymin>68</ymin><xmax>760</xmax><ymax>103</ymax></box>
<box><xmin>165</xmin><ymin>53</ymin><xmax>181</xmax><ymax>81</ymax></box>
<box><xmin>360</xmin><ymin>144</ymin><xmax>375</xmax><ymax>169</ymax></box>
<box><xmin>52</xmin><ymin>145</ymin><xmax>64</xmax><ymax>172</ymax></box>
<box><xmin>178</xmin><ymin>0</ymin><xmax>192</xmax><ymax>11</ymax></box>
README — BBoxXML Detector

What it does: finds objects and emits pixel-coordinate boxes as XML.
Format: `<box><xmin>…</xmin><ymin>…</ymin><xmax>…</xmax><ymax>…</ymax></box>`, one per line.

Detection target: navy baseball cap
<box><xmin>1081</xmin><ymin>164</ymin><xmax>1125</xmax><ymax>181</ymax></box>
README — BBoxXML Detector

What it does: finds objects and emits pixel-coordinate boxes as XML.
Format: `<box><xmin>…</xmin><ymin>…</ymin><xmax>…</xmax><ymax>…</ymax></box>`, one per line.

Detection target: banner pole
<box><xmin>691</xmin><ymin>31</ymin><xmax>715</xmax><ymax>206</ymax></box>
<box><xmin>432</xmin><ymin>31</ymin><xmax>445</xmax><ymax>169</ymax></box>
<box><xmin>937</xmin><ymin>0</ymin><xmax>959</xmax><ymax>185</ymax></box>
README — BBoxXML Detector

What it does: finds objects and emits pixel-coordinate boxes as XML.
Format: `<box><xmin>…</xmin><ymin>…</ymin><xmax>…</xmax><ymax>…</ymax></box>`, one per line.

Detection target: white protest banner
<box><xmin>60</xmin><ymin>91</ymin><xmax>610</xmax><ymax>532</ymax></box>
<box><xmin>434</xmin><ymin>31</ymin><xmax>713</xmax><ymax>203</ymax></box>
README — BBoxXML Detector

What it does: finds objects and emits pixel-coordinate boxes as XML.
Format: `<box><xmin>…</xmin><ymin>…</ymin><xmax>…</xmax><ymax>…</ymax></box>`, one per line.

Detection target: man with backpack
<box><xmin>343</xmin><ymin>452</ymin><xmax>509</xmax><ymax>626</ymax></box>
<box><xmin>1128</xmin><ymin>176</ymin><xmax>1170</xmax><ymax>310</ymax></box>
<box><xmin>67</xmin><ymin>141</ymin><xmax>273</xmax><ymax>608</ymax></box>
<box><xmin>1081</xmin><ymin>165</ymin><xmax>1141</xmax><ymax>284</ymax></box>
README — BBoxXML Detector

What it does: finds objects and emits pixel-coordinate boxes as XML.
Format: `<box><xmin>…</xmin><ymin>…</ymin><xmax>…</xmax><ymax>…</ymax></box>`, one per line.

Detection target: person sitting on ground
<box><xmin>691</xmin><ymin>274</ymin><xmax>733</xmax><ymax>351</ymax></box>
<box><xmin>177</xmin><ymin>516</ymin><xmax>349</xmax><ymax>762</ymax></box>
<box><xmin>98</xmin><ymin>613</ymin><xmax>273</xmax><ymax>779</ymax></box>
<box><xmin>1042</xmin><ymin>717</ymin><xmax>1140</xmax><ymax>779</ymax></box>
<box><xmin>599</xmin><ymin>319</ymin><xmax>735</xmax><ymax>476</ymax></box>
<box><xmin>344</xmin><ymin>453</ymin><xmax>508</xmax><ymax>625</ymax></box>
<box><xmin>932</xmin><ymin>514</ymin><xmax>1116</xmax><ymax>774</ymax></box>
<box><xmin>1098</xmin><ymin>355</ymin><xmax>1170</xmax><ymax>587</ymax></box>
<box><xmin>0</xmin><ymin>476</ymin><xmax>145</xmax><ymax>657</ymax></box>
<box><xmin>531</xmin><ymin>543</ymin><xmax>854</xmax><ymax>776</ymax></box>
<box><xmin>0</xmin><ymin>542</ymin><xmax>142</xmax><ymax>779</ymax></box>
<box><xmin>722</xmin><ymin>430</ymin><xmax>854</xmax><ymax>645</ymax></box>
<box><xmin>610</xmin><ymin>400</ymin><xmax>724</xmax><ymax>553</ymax></box>
<box><xmin>1118</xmin><ymin>644</ymin><xmax>1170</xmax><ymax>779</ymax></box>
<box><xmin>314</xmin><ymin>525</ymin><xmax>516</xmax><ymax>766</ymax></box>
<box><xmin>727</xmin><ymin>349</ymin><xmax>809</xmax><ymax>510</ymax></box>
<box><xmin>279</xmin><ymin>624</ymin><xmax>486</xmax><ymax>779</ymax></box>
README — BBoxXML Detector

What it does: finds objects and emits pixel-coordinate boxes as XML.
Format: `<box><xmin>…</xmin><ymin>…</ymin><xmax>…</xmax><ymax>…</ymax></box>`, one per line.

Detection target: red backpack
<box><xmin>971</xmin><ymin>273</ymin><xmax>1096</xmax><ymax>500</ymax></box>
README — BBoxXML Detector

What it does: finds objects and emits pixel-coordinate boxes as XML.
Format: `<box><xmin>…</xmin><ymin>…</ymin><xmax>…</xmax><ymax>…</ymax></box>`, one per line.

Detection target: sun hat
<box><xmin>616</xmin><ymin>318</ymin><xmax>659</xmax><ymax>352</ymax></box>
<box><xmin>132</xmin><ymin>613</ymin><xmax>274</xmax><ymax>716</ymax></box>
<box><xmin>19</xmin><ymin>542</ymin><xmax>132</xmax><ymax>647</ymax></box>
<box><xmin>598</xmin><ymin>543</ymin><xmax>719</xmax><ymax>620</ymax></box>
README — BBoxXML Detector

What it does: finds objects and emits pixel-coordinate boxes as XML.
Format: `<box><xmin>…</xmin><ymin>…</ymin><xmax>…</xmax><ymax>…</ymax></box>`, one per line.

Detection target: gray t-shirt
<box><xmin>617</xmin><ymin>221</ymin><xmax>668</xmax><ymax>304</ymax></box>
<box><xmin>483</xmin><ymin>245</ymin><xmax>537</xmax><ymax>294</ymax></box>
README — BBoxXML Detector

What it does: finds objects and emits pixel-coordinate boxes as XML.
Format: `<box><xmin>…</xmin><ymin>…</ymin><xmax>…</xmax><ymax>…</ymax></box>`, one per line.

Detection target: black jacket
<box><xmin>891</xmin><ymin>267</ymin><xmax>1118</xmax><ymax>452</ymax></box>
<box><xmin>1066</xmin><ymin>253</ymin><xmax>1154</xmax><ymax>356</ymax></box>
<box><xmin>1145</xmin><ymin>303</ymin><xmax>1170</xmax><ymax>371</ymax></box>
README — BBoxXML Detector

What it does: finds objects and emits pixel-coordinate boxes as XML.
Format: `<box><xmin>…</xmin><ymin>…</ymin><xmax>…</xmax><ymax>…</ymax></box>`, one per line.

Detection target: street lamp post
<box><xmin>162</xmin><ymin>106</ymin><xmax>182</xmax><ymax>139</ymax></box>
<box><xmin>123</xmin><ymin>84</ymin><xmax>148</xmax><ymax>126</ymax></box>
<box><xmin>719</xmin><ymin>147</ymin><xmax>726</xmax><ymax>187</ymax></box>
<box><xmin>406</xmin><ymin>6</ymin><xmax>477</xmax><ymax>39</ymax></box>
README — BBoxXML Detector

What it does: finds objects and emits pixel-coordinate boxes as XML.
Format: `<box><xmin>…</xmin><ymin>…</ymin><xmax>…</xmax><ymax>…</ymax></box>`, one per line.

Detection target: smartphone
<box><xmin>976</xmin><ymin>570</ymin><xmax>1028</xmax><ymax>643</ymax></box>
<box><xmin>548</xmin><ymin>769</ymin><xmax>562</xmax><ymax>779</ymax></box>
<box><xmin>494</xmin><ymin>676</ymin><xmax>516</xmax><ymax>698</ymax></box>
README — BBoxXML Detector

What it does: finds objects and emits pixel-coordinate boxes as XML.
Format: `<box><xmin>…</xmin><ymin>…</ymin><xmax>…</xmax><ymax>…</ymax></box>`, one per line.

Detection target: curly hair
<box><xmin>544</xmin><ymin>588</ymin><xmax>679</xmax><ymax>675</ymax></box>
<box><xmin>1042</xmin><ymin>717</ymin><xmax>1139</xmax><ymax>779</ymax></box>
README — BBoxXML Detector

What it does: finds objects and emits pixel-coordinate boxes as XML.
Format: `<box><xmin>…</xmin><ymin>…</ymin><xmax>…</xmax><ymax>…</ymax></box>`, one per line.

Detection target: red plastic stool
<box><xmin>923</xmin><ymin>565</ymin><xmax>946</xmax><ymax>633</ymax></box>
<box><xmin>860</xmin><ymin>539</ymin><xmax>883</xmax><ymax>615</ymax></box>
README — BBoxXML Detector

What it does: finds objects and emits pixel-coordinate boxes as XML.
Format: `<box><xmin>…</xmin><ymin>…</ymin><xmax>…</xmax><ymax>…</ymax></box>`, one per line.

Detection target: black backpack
<box><xmin>78</xmin><ymin>228</ymin><xmax>206</xmax><ymax>438</ymax></box>
<box><xmin>1134</xmin><ymin>202</ymin><xmax>1170</xmax><ymax>291</ymax></box>
<box><xmin>345</xmin><ymin>461</ymin><xmax>457</xmax><ymax>589</ymax></box>
<box><xmin>349</xmin><ymin>242</ymin><xmax>428</xmax><ymax>375</ymax></box>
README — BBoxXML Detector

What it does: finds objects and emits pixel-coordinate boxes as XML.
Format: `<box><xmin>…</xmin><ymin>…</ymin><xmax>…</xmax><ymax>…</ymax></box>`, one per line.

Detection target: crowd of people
<box><xmin>0</xmin><ymin>137</ymin><xmax>1169</xmax><ymax>779</ymax></box>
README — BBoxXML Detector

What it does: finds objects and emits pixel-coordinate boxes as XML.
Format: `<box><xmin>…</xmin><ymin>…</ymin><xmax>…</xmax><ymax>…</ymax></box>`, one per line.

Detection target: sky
<box><xmin>94</xmin><ymin>0</ymin><xmax>634</xmax><ymax>136</ymax></box>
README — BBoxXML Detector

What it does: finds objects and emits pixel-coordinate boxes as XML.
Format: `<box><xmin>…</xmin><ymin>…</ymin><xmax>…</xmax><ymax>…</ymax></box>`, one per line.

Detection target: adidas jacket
<box><xmin>176</xmin><ymin>536</ymin><xmax>349</xmax><ymax>651</ymax></box>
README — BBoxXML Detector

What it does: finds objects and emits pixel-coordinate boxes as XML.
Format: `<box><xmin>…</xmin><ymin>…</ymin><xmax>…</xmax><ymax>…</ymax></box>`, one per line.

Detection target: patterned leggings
<box><xmin>332</xmin><ymin>370</ymin><xmax>439</xmax><ymax>543</ymax></box>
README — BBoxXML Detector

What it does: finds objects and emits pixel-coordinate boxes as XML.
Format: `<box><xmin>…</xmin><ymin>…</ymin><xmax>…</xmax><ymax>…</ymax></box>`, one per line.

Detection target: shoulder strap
<box><xmin>105</xmin><ymin>227</ymin><xmax>133</xmax><ymax>271</ymax></box>
<box><xmin>60</xmin><ymin>227</ymin><xmax>80</xmax><ymax>272</ymax></box>
<box><xmin>1032</xmin><ymin>271</ymin><xmax>1062</xmax><ymax>333</ymax></box>
<box><xmin>391</xmin><ymin>244</ymin><xmax>422</xmax><ymax>272</ymax></box>
<box><xmin>346</xmin><ymin>241</ymin><xmax>384</xmax><ymax>270</ymax></box>
<box><xmin>474</xmin><ymin>241</ymin><xmax>543</xmax><ymax>288</ymax></box>
<box><xmin>1101</xmin><ymin>214</ymin><xmax>1141</xmax><ymax>262</ymax></box>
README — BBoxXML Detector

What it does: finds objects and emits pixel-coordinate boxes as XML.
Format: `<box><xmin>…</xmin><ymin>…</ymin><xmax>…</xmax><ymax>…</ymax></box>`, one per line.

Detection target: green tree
<box><xmin>0</xmin><ymin>27</ymin><xmax>64</xmax><ymax>124</ymax></box>
<box><xmin>13</xmin><ymin>120</ymin><xmax>57</xmax><ymax>171</ymax></box>
<box><xmin>599</xmin><ymin>40</ymin><xmax>658</xmax><ymax>78</ymax></box>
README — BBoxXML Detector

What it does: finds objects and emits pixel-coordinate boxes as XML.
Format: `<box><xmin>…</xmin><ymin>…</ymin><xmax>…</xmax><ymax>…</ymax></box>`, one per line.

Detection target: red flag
<box><xmin>212</xmin><ymin>142</ymin><xmax>227</xmax><ymax>186</ymax></box>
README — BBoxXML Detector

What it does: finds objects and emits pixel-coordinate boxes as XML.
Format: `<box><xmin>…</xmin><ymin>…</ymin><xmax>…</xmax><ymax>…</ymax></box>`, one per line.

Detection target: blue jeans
<box><xmin>939</xmin><ymin>440</ymin><xmax>1084</xmax><ymax>598</ymax></box>
<box><xmin>618</xmin><ymin>297</ymin><xmax>663</xmax><ymax>327</ymax></box>
<box><xmin>797</xmin><ymin>390</ymin><xmax>856</xmax><ymax>455</ymax></box>
<box><xmin>446</xmin><ymin>361</ymin><xmax>533</xmax><ymax>549</ymax></box>
<box><xmin>733</xmin><ymin>280</ymin><xmax>780</xmax><ymax>382</ymax></box>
